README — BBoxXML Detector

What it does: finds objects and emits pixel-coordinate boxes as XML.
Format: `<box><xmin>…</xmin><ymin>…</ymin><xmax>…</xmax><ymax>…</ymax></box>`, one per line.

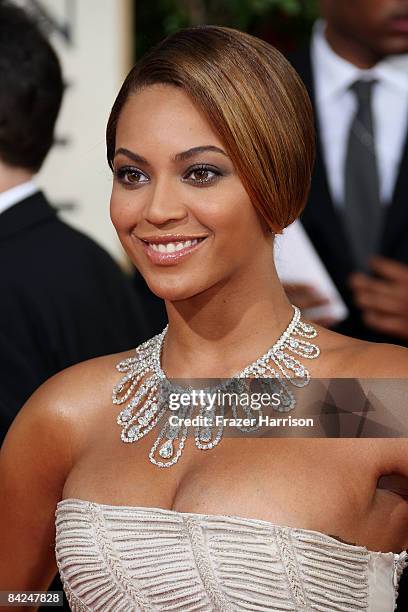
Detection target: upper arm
<box><xmin>0</xmin><ymin>373</ymin><xmax>74</xmax><ymax>594</ymax></box>
<box><xmin>367</xmin><ymin>347</ymin><xmax>408</xmax><ymax>509</ymax></box>
<box><xmin>0</xmin><ymin>349</ymin><xmax>127</xmax><ymax>599</ymax></box>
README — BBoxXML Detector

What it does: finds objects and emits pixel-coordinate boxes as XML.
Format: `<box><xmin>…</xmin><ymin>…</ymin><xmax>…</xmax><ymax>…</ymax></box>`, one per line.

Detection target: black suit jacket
<box><xmin>0</xmin><ymin>190</ymin><xmax>151</xmax><ymax>442</ymax></box>
<box><xmin>290</xmin><ymin>46</ymin><xmax>408</xmax><ymax>345</ymax></box>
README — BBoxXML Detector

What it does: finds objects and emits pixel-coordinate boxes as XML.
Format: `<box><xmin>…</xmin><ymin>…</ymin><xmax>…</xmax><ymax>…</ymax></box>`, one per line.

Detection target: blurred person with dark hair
<box><xmin>289</xmin><ymin>0</ymin><xmax>408</xmax><ymax>347</ymax></box>
<box><xmin>0</xmin><ymin>2</ymin><xmax>149</xmax><ymax>439</ymax></box>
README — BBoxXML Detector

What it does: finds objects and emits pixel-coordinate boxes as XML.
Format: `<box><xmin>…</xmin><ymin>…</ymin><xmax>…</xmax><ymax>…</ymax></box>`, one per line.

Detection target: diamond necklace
<box><xmin>112</xmin><ymin>305</ymin><xmax>320</xmax><ymax>468</ymax></box>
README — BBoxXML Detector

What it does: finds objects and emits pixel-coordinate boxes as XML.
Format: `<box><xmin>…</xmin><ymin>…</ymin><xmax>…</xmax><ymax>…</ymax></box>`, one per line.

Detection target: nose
<box><xmin>144</xmin><ymin>176</ymin><xmax>188</xmax><ymax>226</ymax></box>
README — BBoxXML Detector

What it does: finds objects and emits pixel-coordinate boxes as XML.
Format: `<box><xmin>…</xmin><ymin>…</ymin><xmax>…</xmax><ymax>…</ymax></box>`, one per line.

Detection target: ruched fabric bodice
<box><xmin>55</xmin><ymin>499</ymin><xmax>408</xmax><ymax>611</ymax></box>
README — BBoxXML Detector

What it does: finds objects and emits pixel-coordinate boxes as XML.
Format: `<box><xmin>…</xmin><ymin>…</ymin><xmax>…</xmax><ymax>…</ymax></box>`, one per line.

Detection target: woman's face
<box><xmin>110</xmin><ymin>84</ymin><xmax>272</xmax><ymax>301</ymax></box>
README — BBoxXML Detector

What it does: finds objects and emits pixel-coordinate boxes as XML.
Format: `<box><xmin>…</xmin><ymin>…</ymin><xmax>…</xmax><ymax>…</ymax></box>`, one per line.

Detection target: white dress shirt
<box><xmin>0</xmin><ymin>180</ymin><xmax>38</xmax><ymax>216</ymax></box>
<box><xmin>311</xmin><ymin>19</ymin><xmax>408</xmax><ymax>206</ymax></box>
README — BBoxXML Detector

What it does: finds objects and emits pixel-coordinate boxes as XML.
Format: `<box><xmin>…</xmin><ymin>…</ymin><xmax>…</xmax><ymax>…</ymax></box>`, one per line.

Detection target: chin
<box><xmin>381</xmin><ymin>38</ymin><xmax>408</xmax><ymax>55</ymax></box>
<box><xmin>144</xmin><ymin>275</ymin><xmax>206</xmax><ymax>302</ymax></box>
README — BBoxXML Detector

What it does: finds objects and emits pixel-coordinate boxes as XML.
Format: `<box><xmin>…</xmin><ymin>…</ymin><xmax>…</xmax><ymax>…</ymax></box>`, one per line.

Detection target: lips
<box><xmin>138</xmin><ymin>235</ymin><xmax>208</xmax><ymax>266</ymax></box>
<box><xmin>389</xmin><ymin>16</ymin><xmax>408</xmax><ymax>33</ymax></box>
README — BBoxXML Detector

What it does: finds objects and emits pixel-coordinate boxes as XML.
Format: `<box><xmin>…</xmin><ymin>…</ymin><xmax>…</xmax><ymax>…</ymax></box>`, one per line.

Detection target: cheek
<box><xmin>110</xmin><ymin>188</ymin><xmax>140</xmax><ymax>234</ymax></box>
<box><xmin>225</xmin><ymin>197</ymin><xmax>265</xmax><ymax>242</ymax></box>
<box><xmin>200</xmin><ymin>196</ymin><xmax>265</xmax><ymax>268</ymax></box>
<box><xmin>198</xmin><ymin>184</ymin><xmax>257</xmax><ymax>234</ymax></box>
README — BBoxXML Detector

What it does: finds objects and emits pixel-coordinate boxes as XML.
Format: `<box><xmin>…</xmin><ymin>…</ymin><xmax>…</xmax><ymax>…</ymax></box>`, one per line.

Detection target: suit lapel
<box><xmin>380</xmin><ymin>127</ymin><xmax>408</xmax><ymax>254</ymax></box>
<box><xmin>289</xmin><ymin>47</ymin><xmax>354</xmax><ymax>286</ymax></box>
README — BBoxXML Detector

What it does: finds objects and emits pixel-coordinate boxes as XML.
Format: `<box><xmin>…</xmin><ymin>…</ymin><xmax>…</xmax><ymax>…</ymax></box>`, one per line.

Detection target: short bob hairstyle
<box><xmin>106</xmin><ymin>25</ymin><xmax>315</xmax><ymax>232</ymax></box>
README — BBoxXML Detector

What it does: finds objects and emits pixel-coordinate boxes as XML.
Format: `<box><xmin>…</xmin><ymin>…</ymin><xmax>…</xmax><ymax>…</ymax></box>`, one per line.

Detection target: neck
<box><xmin>324</xmin><ymin>23</ymin><xmax>381</xmax><ymax>69</ymax></box>
<box><xmin>0</xmin><ymin>162</ymin><xmax>33</xmax><ymax>194</ymax></box>
<box><xmin>162</xmin><ymin>258</ymin><xmax>293</xmax><ymax>378</ymax></box>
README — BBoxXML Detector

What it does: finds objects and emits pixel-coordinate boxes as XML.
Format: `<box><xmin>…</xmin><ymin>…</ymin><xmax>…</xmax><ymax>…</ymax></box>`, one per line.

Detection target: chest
<box><xmin>62</xmin><ymin>432</ymin><xmax>388</xmax><ymax>539</ymax></box>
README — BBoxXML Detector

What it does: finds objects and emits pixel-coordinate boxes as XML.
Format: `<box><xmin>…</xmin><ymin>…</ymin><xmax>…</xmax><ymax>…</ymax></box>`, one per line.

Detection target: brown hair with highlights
<box><xmin>106</xmin><ymin>25</ymin><xmax>315</xmax><ymax>232</ymax></box>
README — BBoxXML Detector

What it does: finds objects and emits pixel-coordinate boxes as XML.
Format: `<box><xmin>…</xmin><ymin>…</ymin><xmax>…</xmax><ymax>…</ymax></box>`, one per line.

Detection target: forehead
<box><xmin>115</xmin><ymin>83</ymin><xmax>223</xmax><ymax>151</ymax></box>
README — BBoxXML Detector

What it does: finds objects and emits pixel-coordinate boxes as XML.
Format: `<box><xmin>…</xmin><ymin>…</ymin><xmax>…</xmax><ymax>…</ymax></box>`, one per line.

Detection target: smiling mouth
<box><xmin>144</xmin><ymin>237</ymin><xmax>205</xmax><ymax>253</ymax></box>
<box><xmin>138</xmin><ymin>236</ymin><xmax>208</xmax><ymax>265</ymax></box>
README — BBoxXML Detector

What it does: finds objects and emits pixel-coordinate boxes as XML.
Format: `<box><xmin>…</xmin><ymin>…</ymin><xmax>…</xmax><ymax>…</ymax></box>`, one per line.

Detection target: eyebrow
<box><xmin>114</xmin><ymin>145</ymin><xmax>228</xmax><ymax>165</ymax></box>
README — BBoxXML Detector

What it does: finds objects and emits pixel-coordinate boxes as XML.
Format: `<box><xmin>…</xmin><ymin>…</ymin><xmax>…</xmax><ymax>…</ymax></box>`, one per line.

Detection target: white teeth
<box><xmin>149</xmin><ymin>238</ymin><xmax>202</xmax><ymax>253</ymax></box>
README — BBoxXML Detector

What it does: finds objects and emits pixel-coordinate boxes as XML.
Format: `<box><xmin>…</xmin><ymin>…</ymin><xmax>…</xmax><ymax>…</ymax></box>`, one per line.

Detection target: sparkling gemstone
<box><xmin>115</xmin><ymin>308</ymin><xmax>319</xmax><ymax>467</ymax></box>
<box><xmin>200</xmin><ymin>428</ymin><xmax>211</xmax><ymax>442</ymax></box>
<box><xmin>159</xmin><ymin>439</ymin><xmax>174</xmax><ymax>458</ymax></box>
<box><xmin>128</xmin><ymin>425</ymin><xmax>140</xmax><ymax>438</ymax></box>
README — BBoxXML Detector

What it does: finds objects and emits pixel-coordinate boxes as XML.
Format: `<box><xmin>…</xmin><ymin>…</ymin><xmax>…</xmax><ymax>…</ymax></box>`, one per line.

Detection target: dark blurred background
<box><xmin>135</xmin><ymin>0</ymin><xmax>318</xmax><ymax>59</ymax></box>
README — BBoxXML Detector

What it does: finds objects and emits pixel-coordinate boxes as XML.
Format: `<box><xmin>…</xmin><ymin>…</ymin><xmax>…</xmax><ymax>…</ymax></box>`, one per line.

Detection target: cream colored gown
<box><xmin>55</xmin><ymin>498</ymin><xmax>407</xmax><ymax>611</ymax></box>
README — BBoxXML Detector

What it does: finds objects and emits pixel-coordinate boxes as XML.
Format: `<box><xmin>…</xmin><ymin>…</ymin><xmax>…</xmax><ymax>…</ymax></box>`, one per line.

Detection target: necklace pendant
<box><xmin>199</xmin><ymin>426</ymin><xmax>212</xmax><ymax>443</ymax></box>
<box><xmin>158</xmin><ymin>439</ymin><xmax>174</xmax><ymax>459</ymax></box>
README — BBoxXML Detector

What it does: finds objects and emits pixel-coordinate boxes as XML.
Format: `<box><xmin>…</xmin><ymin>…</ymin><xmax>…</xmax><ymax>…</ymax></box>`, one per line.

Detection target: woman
<box><xmin>1</xmin><ymin>25</ymin><xmax>407</xmax><ymax>611</ymax></box>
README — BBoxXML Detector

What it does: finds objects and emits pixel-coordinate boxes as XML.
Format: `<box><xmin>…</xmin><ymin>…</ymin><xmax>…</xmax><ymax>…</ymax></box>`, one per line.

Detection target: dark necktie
<box><xmin>343</xmin><ymin>79</ymin><xmax>383</xmax><ymax>272</ymax></box>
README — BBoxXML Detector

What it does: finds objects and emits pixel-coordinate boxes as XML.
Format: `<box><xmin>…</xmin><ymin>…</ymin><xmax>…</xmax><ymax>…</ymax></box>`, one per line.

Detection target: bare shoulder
<box><xmin>44</xmin><ymin>348</ymin><xmax>134</xmax><ymax>438</ymax></box>
<box><xmin>0</xmin><ymin>347</ymin><xmax>138</xmax><ymax>589</ymax></box>
<box><xmin>41</xmin><ymin>347</ymin><xmax>135</xmax><ymax>402</ymax></box>
<box><xmin>311</xmin><ymin>326</ymin><xmax>408</xmax><ymax>473</ymax></box>
<box><xmin>353</xmin><ymin>341</ymin><xmax>408</xmax><ymax>377</ymax></box>
<box><xmin>340</xmin><ymin>340</ymin><xmax>408</xmax><ymax>378</ymax></box>
<box><xmin>313</xmin><ymin>324</ymin><xmax>408</xmax><ymax>378</ymax></box>
<box><xmin>4</xmin><ymin>347</ymin><xmax>136</xmax><ymax>461</ymax></box>
<box><xmin>47</xmin><ymin>346</ymin><xmax>134</xmax><ymax>390</ymax></box>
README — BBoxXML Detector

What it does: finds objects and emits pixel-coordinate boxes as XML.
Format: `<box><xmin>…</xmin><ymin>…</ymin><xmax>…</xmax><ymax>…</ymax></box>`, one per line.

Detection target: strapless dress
<box><xmin>55</xmin><ymin>498</ymin><xmax>408</xmax><ymax>611</ymax></box>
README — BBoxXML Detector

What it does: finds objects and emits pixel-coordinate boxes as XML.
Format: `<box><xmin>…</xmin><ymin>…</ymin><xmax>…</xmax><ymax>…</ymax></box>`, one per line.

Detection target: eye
<box><xmin>115</xmin><ymin>166</ymin><xmax>149</xmax><ymax>185</ymax></box>
<box><xmin>184</xmin><ymin>164</ymin><xmax>221</xmax><ymax>185</ymax></box>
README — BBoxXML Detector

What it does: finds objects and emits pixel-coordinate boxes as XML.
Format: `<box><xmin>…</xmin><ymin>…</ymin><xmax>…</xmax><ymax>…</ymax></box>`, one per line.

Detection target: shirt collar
<box><xmin>0</xmin><ymin>179</ymin><xmax>38</xmax><ymax>216</ymax></box>
<box><xmin>375</xmin><ymin>53</ymin><xmax>408</xmax><ymax>92</ymax></box>
<box><xmin>311</xmin><ymin>19</ymin><xmax>408</xmax><ymax>102</ymax></box>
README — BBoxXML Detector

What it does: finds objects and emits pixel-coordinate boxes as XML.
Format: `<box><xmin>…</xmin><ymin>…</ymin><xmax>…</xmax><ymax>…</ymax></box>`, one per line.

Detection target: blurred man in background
<box><xmin>290</xmin><ymin>0</ymin><xmax>408</xmax><ymax>346</ymax></box>
<box><xmin>289</xmin><ymin>2</ymin><xmax>408</xmax><ymax>607</ymax></box>
<box><xmin>0</xmin><ymin>0</ymin><xmax>150</xmax><ymax>440</ymax></box>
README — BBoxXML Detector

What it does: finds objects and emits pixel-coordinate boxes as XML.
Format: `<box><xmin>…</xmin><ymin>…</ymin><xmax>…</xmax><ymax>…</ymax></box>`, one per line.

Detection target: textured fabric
<box><xmin>55</xmin><ymin>498</ymin><xmax>408</xmax><ymax>611</ymax></box>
